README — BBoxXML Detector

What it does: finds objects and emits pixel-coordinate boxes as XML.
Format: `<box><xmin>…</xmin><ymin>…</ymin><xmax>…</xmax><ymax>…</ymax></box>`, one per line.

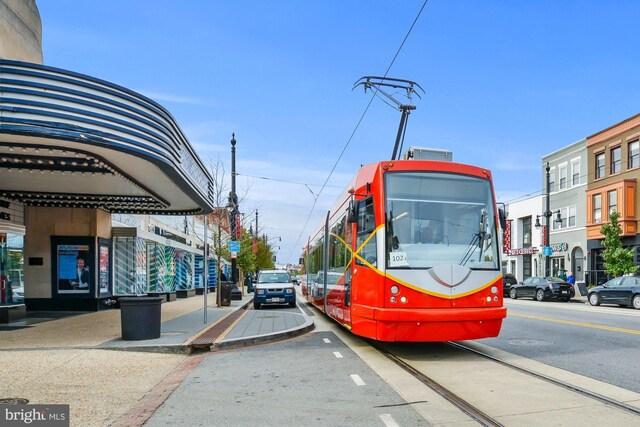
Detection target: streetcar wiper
<box><xmin>460</xmin><ymin>209</ymin><xmax>487</xmax><ymax>266</ymax></box>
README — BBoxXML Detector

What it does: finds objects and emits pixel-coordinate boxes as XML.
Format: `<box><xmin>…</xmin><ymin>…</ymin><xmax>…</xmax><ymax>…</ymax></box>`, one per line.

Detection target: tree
<box><xmin>600</xmin><ymin>211</ymin><xmax>638</xmax><ymax>277</ymax></box>
<box><xmin>236</xmin><ymin>231</ymin><xmax>256</xmax><ymax>277</ymax></box>
<box><xmin>255</xmin><ymin>239</ymin><xmax>275</xmax><ymax>271</ymax></box>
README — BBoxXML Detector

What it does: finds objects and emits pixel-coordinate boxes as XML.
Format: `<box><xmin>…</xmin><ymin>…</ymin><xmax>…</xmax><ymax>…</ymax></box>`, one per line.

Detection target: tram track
<box><xmin>446</xmin><ymin>341</ymin><xmax>640</xmax><ymax>418</ymax></box>
<box><xmin>370</xmin><ymin>340</ymin><xmax>640</xmax><ymax>425</ymax></box>
<box><xmin>370</xmin><ymin>341</ymin><xmax>503</xmax><ymax>427</ymax></box>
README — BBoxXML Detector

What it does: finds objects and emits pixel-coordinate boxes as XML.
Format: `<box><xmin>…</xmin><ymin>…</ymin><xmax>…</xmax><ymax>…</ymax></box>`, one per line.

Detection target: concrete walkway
<box><xmin>0</xmin><ymin>291</ymin><xmax>314</xmax><ymax>427</ymax></box>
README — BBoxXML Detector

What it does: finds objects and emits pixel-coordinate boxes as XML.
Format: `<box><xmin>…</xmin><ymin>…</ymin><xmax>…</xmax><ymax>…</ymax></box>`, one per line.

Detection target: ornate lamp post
<box><xmin>535</xmin><ymin>162</ymin><xmax>562</xmax><ymax>277</ymax></box>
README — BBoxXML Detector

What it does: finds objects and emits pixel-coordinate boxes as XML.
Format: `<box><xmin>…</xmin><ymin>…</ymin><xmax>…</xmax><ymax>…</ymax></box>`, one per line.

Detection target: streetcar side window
<box><xmin>356</xmin><ymin>198</ymin><xmax>377</xmax><ymax>267</ymax></box>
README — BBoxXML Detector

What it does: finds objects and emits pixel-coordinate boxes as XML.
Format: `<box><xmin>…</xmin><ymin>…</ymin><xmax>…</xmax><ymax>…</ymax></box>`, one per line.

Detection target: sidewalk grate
<box><xmin>189</xmin><ymin>308</ymin><xmax>247</xmax><ymax>346</ymax></box>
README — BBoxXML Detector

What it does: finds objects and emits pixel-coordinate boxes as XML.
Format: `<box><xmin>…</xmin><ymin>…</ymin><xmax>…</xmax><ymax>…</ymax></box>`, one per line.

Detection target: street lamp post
<box><xmin>229</xmin><ymin>133</ymin><xmax>239</xmax><ymax>284</ymax></box>
<box><xmin>535</xmin><ymin>162</ymin><xmax>562</xmax><ymax>277</ymax></box>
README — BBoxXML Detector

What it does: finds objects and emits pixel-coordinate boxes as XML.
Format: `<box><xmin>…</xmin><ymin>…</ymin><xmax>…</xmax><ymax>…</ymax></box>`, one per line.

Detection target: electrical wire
<box><xmin>234</xmin><ymin>171</ymin><xmax>341</xmax><ymax>188</ymax></box>
<box><xmin>295</xmin><ymin>0</ymin><xmax>430</xmax><ymax>247</ymax></box>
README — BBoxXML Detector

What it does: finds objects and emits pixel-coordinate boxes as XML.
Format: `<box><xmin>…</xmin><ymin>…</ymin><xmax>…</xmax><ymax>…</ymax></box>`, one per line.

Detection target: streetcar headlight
<box><xmin>390</xmin><ymin>285</ymin><xmax>399</xmax><ymax>295</ymax></box>
<box><xmin>486</xmin><ymin>296</ymin><xmax>492</xmax><ymax>302</ymax></box>
<box><xmin>400</xmin><ymin>296</ymin><xmax>407</xmax><ymax>304</ymax></box>
<box><xmin>491</xmin><ymin>286</ymin><xmax>498</xmax><ymax>294</ymax></box>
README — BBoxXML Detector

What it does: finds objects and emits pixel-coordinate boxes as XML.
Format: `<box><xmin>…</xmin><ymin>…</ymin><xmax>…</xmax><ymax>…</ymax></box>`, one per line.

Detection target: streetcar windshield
<box><xmin>385</xmin><ymin>171</ymin><xmax>499</xmax><ymax>270</ymax></box>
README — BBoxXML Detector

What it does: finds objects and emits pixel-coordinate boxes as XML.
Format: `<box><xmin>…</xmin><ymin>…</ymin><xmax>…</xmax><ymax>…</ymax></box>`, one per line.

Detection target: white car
<box><xmin>254</xmin><ymin>270</ymin><xmax>296</xmax><ymax>309</ymax></box>
<box><xmin>11</xmin><ymin>285</ymin><xmax>24</xmax><ymax>303</ymax></box>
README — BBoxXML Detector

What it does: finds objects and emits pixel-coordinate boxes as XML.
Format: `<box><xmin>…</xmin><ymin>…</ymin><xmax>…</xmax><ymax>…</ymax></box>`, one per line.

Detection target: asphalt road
<box><xmin>481</xmin><ymin>298</ymin><xmax>640</xmax><ymax>393</ymax></box>
<box><xmin>145</xmin><ymin>329</ymin><xmax>429</xmax><ymax>427</ymax></box>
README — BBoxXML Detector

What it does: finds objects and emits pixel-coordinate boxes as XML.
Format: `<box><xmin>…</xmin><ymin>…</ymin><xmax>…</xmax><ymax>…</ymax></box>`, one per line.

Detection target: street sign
<box><xmin>543</xmin><ymin>246</ymin><xmax>553</xmax><ymax>256</ymax></box>
<box><xmin>228</xmin><ymin>241</ymin><xmax>240</xmax><ymax>252</ymax></box>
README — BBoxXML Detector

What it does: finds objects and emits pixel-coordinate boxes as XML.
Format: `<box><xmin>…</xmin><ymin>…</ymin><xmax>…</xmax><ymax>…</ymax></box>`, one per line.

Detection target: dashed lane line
<box><xmin>333</xmin><ymin>351</ymin><xmax>343</xmax><ymax>358</ymax></box>
<box><xmin>323</xmin><ymin>338</ymin><xmax>331</xmax><ymax>344</ymax></box>
<box><xmin>379</xmin><ymin>413</ymin><xmax>400</xmax><ymax>427</ymax></box>
<box><xmin>350</xmin><ymin>374</ymin><xmax>366</xmax><ymax>386</ymax></box>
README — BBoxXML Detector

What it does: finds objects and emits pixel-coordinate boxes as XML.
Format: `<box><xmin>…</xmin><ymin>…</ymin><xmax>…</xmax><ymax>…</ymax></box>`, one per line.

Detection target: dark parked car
<box><xmin>509</xmin><ymin>276</ymin><xmax>575</xmax><ymax>302</ymax></box>
<box><xmin>588</xmin><ymin>276</ymin><xmax>640</xmax><ymax>309</ymax></box>
<box><xmin>502</xmin><ymin>274</ymin><xmax>518</xmax><ymax>297</ymax></box>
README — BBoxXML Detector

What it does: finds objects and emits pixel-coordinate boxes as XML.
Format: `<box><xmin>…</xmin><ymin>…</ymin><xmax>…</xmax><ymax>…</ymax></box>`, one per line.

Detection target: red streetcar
<box><xmin>301</xmin><ymin>157</ymin><xmax>507</xmax><ymax>342</ymax></box>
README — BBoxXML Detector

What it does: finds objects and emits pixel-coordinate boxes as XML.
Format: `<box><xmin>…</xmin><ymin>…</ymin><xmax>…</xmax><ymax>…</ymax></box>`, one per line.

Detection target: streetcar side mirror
<box><xmin>498</xmin><ymin>206</ymin><xmax>507</xmax><ymax>231</ymax></box>
<box><xmin>347</xmin><ymin>199</ymin><xmax>358</xmax><ymax>223</ymax></box>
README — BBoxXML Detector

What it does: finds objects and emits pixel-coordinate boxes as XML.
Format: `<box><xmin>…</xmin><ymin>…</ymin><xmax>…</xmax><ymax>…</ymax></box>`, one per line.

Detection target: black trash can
<box><xmin>220</xmin><ymin>281</ymin><xmax>233</xmax><ymax>306</ymax></box>
<box><xmin>120</xmin><ymin>297</ymin><xmax>162</xmax><ymax>340</ymax></box>
<box><xmin>231</xmin><ymin>285</ymin><xmax>242</xmax><ymax>301</ymax></box>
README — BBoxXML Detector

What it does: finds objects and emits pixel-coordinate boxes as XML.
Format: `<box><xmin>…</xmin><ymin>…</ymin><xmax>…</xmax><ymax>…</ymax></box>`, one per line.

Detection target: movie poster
<box><xmin>99</xmin><ymin>245</ymin><xmax>110</xmax><ymax>294</ymax></box>
<box><xmin>57</xmin><ymin>244</ymin><xmax>91</xmax><ymax>294</ymax></box>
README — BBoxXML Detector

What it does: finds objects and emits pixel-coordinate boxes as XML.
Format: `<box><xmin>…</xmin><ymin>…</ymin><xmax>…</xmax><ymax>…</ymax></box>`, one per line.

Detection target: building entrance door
<box><xmin>551</xmin><ymin>257</ymin><xmax>566</xmax><ymax>278</ymax></box>
<box><xmin>572</xmin><ymin>247</ymin><xmax>584</xmax><ymax>281</ymax></box>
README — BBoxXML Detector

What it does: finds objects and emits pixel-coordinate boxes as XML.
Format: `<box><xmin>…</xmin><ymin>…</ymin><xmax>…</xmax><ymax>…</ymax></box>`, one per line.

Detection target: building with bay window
<box><xmin>586</xmin><ymin>114</ymin><xmax>640</xmax><ymax>286</ymax></box>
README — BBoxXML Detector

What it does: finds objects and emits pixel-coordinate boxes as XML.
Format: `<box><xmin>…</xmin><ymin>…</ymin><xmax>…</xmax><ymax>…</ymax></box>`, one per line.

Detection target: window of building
<box><xmin>559</xmin><ymin>164</ymin><xmax>567</xmax><ymax>190</ymax></box>
<box><xmin>568</xmin><ymin>206</ymin><xmax>576</xmax><ymax>227</ymax></box>
<box><xmin>522</xmin><ymin>216</ymin><xmax>532</xmax><ymax>248</ymax></box>
<box><xmin>593</xmin><ymin>194</ymin><xmax>602</xmax><ymax>223</ymax></box>
<box><xmin>629</xmin><ymin>140</ymin><xmax>640</xmax><ymax>169</ymax></box>
<box><xmin>611</xmin><ymin>146</ymin><xmax>621</xmax><ymax>174</ymax></box>
<box><xmin>595</xmin><ymin>152</ymin><xmax>605</xmax><ymax>179</ymax></box>
<box><xmin>552</xmin><ymin>206</ymin><xmax>575</xmax><ymax>230</ymax></box>
<box><xmin>608</xmin><ymin>190</ymin><xmax>617</xmax><ymax>215</ymax></box>
<box><xmin>571</xmin><ymin>159</ymin><xmax>580</xmax><ymax>185</ymax></box>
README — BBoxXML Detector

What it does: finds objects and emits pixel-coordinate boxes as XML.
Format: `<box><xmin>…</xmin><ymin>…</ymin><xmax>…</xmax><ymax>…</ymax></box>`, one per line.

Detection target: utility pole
<box><xmin>217</xmin><ymin>220</ymin><xmax>222</xmax><ymax>307</ymax></box>
<box><xmin>255</xmin><ymin>210</ymin><xmax>259</xmax><ymax>237</ymax></box>
<box><xmin>203</xmin><ymin>214</ymin><xmax>208</xmax><ymax>323</ymax></box>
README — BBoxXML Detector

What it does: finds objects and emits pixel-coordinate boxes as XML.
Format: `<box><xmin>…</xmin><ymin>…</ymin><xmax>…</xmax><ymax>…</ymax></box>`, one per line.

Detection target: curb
<box><xmin>210</xmin><ymin>316</ymin><xmax>315</xmax><ymax>351</ymax></box>
<box><xmin>98</xmin><ymin>298</ymin><xmax>254</xmax><ymax>354</ymax></box>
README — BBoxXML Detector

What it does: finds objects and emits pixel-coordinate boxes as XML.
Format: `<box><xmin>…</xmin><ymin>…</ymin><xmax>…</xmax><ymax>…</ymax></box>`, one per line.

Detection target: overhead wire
<box><xmin>295</xmin><ymin>0</ymin><xmax>430</xmax><ymax>247</ymax></box>
<box><xmin>234</xmin><ymin>171</ymin><xmax>341</xmax><ymax>188</ymax></box>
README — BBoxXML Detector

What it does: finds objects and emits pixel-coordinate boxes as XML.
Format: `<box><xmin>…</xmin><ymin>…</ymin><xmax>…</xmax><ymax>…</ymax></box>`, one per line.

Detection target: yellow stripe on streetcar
<box><xmin>510</xmin><ymin>313</ymin><xmax>640</xmax><ymax>335</ymax></box>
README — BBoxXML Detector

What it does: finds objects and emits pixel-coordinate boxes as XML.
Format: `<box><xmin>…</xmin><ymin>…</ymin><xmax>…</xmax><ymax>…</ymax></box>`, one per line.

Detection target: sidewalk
<box><xmin>0</xmin><ymin>291</ymin><xmax>314</xmax><ymax>427</ymax></box>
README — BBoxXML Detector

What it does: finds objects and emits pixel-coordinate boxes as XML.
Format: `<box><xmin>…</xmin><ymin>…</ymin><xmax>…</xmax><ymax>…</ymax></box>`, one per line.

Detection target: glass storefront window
<box><xmin>1</xmin><ymin>233</ymin><xmax>24</xmax><ymax>304</ymax></box>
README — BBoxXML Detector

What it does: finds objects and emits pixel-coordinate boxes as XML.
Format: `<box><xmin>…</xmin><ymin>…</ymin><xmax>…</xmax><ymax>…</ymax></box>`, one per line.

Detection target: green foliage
<box><xmin>600</xmin><ymin>211</ymin><xmax>638</xmax><ymax>277</ymax></box>
<box><xmin>236</xmin><ymin>231</ymin><xmax>256</xmax><ymax>275</ymax></box>
<box><xmin>255</xmin><ymin>239</ymin><xmax>275</xmax><ymax>271</ymax></box>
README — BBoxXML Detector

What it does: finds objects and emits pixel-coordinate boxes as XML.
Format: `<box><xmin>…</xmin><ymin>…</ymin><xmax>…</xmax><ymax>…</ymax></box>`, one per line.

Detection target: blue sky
<box><xmin>37</xmin><ymin>0</ymin><xmax>640</xmax><ymax>263</ymax></box>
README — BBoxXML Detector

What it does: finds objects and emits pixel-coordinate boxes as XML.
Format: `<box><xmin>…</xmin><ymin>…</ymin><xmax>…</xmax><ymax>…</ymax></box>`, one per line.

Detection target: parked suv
<box><xmin>254</xmin><ymin>270</ymin><xmax>296</xmax><ymax>309</ymax></box>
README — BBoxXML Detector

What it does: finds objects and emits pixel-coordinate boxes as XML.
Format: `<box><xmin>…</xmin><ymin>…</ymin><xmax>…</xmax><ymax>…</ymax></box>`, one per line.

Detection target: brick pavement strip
<box><xmin>110</xmin><ymin>354</ymin><xmax>206</xmax><ymax>427</ymax></box>
<box><xmin>188</xmin><ymin>307</ymin><xmax>248</xmax><ymax>346</ymax></box>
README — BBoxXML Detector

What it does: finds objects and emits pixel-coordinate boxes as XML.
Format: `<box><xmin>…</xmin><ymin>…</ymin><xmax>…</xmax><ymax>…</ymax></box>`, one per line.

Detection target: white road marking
<box><xmin>350</xmin><ymin>374</ymin><xmax>366</xmax><ymax>386</ymax></box>
<box><xmin>323</xmin><ymin>338</ymin><xmax>331</xmax><ymax>343</ymax></box>
<box><xmin>379</xmin><ymin>413</ymin><xmax>400</xmax><ymax>427</ymax></box>
<box><xmin>333</xmin><ymin>351</ymin><xmax>343</xmax><ymax>359</ymax></box>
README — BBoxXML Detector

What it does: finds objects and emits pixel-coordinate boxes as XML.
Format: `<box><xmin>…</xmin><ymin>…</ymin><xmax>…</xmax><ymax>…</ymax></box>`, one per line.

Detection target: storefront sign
<box><xmin>550</xmin><ymin>242</ymin><xmax>569</xmax><ymax>252</ymax></box>
<box><xmin>503</xmin><ymin>220</ymin><xmax>512</xmax><ymax>254</ymax></box>
<box><xmin>509</xmin><ymin>247</ymin><xmax>538</xmax><ymax>256</ymax></box>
